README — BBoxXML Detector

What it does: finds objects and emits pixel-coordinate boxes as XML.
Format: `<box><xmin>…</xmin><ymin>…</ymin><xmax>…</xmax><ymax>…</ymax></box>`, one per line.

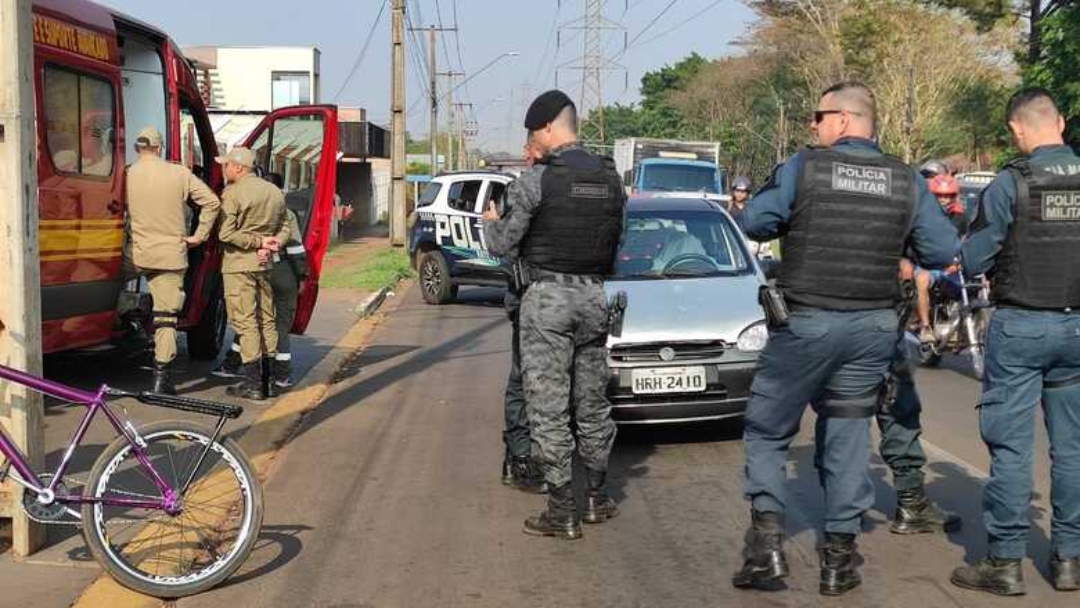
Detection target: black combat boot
<box><xmin>1051</xmin><ymin>555</ymin><xmax>1080</xmax><ymax>592</ymax></box>
<box><xmin>226</xmin><ymin>362</ymin><xmax>266</xmax><ymax>401</ymax></box>
<box><xmin>820</xmin><ymin>532</ymin><xmax>861</xmax><ymax>596</ymax></box>
<box><xmin>151</xmin><ymin>362</ymin><xmax>177</xmax><ymax>396</ymax></box>
<box><xmin>502</xmin><ymin>453</ymin><xmax>547</xmax><ymax>494</ymax></box>
<box><xmin>523</xmin><ymin>483</ymin><xmax>582</xmax><ymax>540</ymax></box>
<box><xmin>274</xmin><ymin>357</ymin><xmax>294</xmax><ymax>389</ymax></box>
<box><xmin>732</xmin><ymin>510</ymin><xmax>789</xmax><ymax>589</ymax></box>
<box><xmin>950</xmin><ymin>557</ymin><xmax>1025</xmax><ymax>596</ymax></box>
<box><xmin>582</xmin><ymin>468</ymin><xmax>618</xmax><ymax>524</ymax></box>
<box><xmin>891</xmin><ymin>486</ymin><xmax>962</xmax><ymax>534</ymax></box>
<box><xmin>212</xmin><ymin>349</ymin><xmax>242</xmax><ymax>378</ymax></box>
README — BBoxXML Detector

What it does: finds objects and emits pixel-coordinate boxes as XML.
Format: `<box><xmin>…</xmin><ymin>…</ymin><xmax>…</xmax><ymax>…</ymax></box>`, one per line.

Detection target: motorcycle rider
<box><xmin>728</xmin><ymin>176</ymin><xmax>753</xmax><ymax>219</ymax></box>
<box><xmin>910</xmin><ymin>173</ymin><xmax>967</xmax><ymax>344</ymax></box>
<box><xmin>920</xmin><ymin>159</ymin><xmax>949</xmax><ymax>179</ymax></box>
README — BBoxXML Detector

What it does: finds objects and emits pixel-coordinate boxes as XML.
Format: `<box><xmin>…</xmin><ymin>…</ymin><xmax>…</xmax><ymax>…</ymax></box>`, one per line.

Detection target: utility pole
<box><xmin>389</xmin><ymin>0</ymin><xmax>407</xmax><ymax>246</ymax></box>
<box><xmin>411</xmin><ymin>24</ymin><xmax>456</xmax><ymax>175</ymax></box>
<box><xmin>438</xmin><ymin>71</ymin><xmax>464</xmax><ymax>171</ymax></box>
<box><xmin>428</xmin><ymin>27</ymin><xmax>438</xmax><ymax>175</ymax></box>
<box><xmin>0</xmin><ymin>0</ymin><xmax>45</xmax><ymax>556</ymax></box>
<box><xmin>453</xmin><ymin>102</ymin><xmax>473</xmax><ymax>169</ymax></box>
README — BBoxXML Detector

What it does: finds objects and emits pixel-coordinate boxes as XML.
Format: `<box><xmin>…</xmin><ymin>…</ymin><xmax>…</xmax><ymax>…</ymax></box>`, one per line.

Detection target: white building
<box><xmin>182</xmin><ymin>45</ymin><xmax>390</xmax><ymax>232</ymax></box>
<box><xmin>185</xmin><ymin>46</ymin><xmax>320</xmax><ymax>113</ymax></box>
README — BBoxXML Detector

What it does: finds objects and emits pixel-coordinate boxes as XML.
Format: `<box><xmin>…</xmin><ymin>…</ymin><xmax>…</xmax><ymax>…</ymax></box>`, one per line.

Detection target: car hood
<box><xmin>605</xmin><ymin>273</ymin><xmax>765</xmax><ymax>347</ymax></box>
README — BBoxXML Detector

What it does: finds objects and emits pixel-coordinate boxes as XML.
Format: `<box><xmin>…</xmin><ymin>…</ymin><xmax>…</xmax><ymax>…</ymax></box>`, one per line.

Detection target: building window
<box><xmin>43</xmin><ymin>65</ymin><xmax>116</xmax><ymax>177</ymax></box>
<box><xmin>271</xmin><ymin>71</ymin><xmax>311</xmax><ymax>109</ymax></box>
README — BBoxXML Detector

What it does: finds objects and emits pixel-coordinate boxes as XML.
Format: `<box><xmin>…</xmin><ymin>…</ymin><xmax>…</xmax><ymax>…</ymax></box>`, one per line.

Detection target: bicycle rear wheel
<box><xmin>81</xmin><ymin>420</ymin><xmax>264</xmax><ymax>598</ymax></box>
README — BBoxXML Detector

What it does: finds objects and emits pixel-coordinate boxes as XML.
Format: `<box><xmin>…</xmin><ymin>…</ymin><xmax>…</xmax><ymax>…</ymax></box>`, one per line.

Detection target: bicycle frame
<box><xmin>0</xmin><ymin>363</ymin><xmax>177</xmax><ymax>514</ymax></box>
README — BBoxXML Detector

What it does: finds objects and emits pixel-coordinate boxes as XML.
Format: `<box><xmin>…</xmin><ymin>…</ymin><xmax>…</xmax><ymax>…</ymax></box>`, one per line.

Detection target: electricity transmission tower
<box><xmin>556</xmin><ymin>0</ymin><xmax>626</xmax><ymax>149</ymax></box>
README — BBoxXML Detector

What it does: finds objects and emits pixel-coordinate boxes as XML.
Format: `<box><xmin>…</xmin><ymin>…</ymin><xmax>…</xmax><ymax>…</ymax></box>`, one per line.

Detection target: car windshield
<box><xmin>613</xmin><ymin>208</ymin><xmax>751</xmax><ymax>279</ymax></box>
<box><xmin>641</xmin><ymin>164</ymin><xmax>719</xmax><ymax>194</ymax></box>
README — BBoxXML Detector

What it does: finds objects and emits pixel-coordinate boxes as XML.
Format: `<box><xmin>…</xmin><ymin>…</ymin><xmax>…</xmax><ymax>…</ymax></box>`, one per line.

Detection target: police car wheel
<box><xmin>419</xmin><ymin>251</ymin><xmax>455</xmax><ymax>305</ymax></box>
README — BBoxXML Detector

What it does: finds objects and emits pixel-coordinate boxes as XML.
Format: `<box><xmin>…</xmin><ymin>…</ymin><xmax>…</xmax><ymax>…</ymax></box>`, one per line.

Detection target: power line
<box><xmin>530</xmin><ymin>1</ymin><xmax>562</xmax><ymax>87</ymax></box>
<box><xmin>636</xmin><ymin>0</ymin><xmax>724</xmax><ymax>47</ymax></box>
<box><xmin>332</xmin><ymin>0</ymin><xmax>388</xmax><ymax>102</ymax></box>
<box><xmin>433</xmin><ymin>0</ymin><xmax>455</xmax><ymax>75</ymax></box>
<box><xmin>627</xmin><ymin>0</ymin><xmax>679</xmax><ymax>48</ymax></box>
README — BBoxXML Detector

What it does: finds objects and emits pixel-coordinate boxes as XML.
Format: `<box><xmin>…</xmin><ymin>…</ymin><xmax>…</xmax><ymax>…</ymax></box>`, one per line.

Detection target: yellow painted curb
<box><xmin>69</xmin><ymin>282</ymin><xmax>411</xmax><ymax>608</ymax></box>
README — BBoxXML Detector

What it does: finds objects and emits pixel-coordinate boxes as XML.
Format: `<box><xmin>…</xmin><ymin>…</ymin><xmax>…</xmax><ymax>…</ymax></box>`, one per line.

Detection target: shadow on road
<box><xmin>210</xmin><ymin>524</ymin><xmax>313</xmax><ymax>590</ymax></box>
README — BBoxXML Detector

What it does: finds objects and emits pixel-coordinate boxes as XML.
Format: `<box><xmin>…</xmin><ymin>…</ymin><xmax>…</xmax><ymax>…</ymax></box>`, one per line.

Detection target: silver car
<box><xmin>606</xmin><ymin>197</ymin><xmax>768</xmax><ymax>424</ymax></box>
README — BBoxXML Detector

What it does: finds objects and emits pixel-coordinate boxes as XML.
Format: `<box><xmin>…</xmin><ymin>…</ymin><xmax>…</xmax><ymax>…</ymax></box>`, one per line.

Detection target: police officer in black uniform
<box><xmin>483</xmin><ymin>91</ymin><xmax>625</xmax><ymax>540</ymax></box>
<box><xmin>951</xmin><ymin>88</ymin><xmax>1080</xmax><ymax>596</ymax></box>
<box><xmin>732</xmin><ymin>82</ymin><xmax>958</xmax><ymax>595</ymax></box>
<box><xmin>500</xmin><ymin>134</ymin><xmax>547</xmax><ymax>494</ymax></box>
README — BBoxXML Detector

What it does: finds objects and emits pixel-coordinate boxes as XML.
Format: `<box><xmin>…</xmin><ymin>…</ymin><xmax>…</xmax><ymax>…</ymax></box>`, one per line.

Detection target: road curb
<box><xmin>354</xmin><ymin>286</ymin><xmax>391</xmax><ymax>319</ymax></box>
<box><xmin>69</xmin><ymin>281</ymin><xmax>410</xmax><ymax>608</ymax></box>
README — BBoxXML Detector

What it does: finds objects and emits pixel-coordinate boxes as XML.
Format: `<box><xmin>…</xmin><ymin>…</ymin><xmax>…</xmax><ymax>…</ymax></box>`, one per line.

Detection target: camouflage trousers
<box><xmin>520</xmin><ymin>280</ymin><xmax>615</xmax><ymax>488</ymax></box>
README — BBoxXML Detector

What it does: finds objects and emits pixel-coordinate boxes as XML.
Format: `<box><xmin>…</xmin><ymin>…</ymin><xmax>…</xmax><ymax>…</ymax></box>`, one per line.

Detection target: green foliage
<box><xmin>840</xmin><ymin>1</ymin><xmax>891</xmax><ymax>80</ymax></box>
<box><xmin>320</xmin><ymin>247</ymin><xmax>414</xmax><ymax>291</ymax></box>
<box><xmin>1023</xmin><ymin>1</ymin><xmax>1080</xmax><ymax>144</ymax></box>
<box><xmin>921</xmin><ymin>0</ymin><xmax>1011</xmax><ymax>31</ymax></box>
<box><xmin>935</xmin><ymin>77</ymin><xmax>1012</xmax><ymax>168</ymax></box>
<box><xmin>640</xmin><ymin>53</ymin><xmax>708</xmax><ymax>108</ymax></box>
<box><xmin>585</xmin><ymin>53</ymin><xmax>708</xmax><ymax>145</ymax></box>
<box><xmin>406</xmin><ymin>161</ymin><xmax>431</xmax><ymax>175</ymax></box>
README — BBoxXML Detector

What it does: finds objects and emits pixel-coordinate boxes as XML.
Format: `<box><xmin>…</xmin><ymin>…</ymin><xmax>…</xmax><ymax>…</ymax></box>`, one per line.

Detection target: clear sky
<box><xmin>98</xmin><ymin>0</ymin><xmax>757</xmax><ymax>153</ymax></box>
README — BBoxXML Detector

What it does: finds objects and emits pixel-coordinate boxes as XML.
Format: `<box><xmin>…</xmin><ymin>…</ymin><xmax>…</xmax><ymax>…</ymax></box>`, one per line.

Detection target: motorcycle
<box><xmin>910</xmin><ymin>269</ymin><xmax>993</xmax><ymax>379</ymax></box>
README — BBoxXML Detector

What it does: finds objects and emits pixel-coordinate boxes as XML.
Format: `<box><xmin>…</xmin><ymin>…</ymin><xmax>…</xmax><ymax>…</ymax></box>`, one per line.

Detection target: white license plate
<box><xmin>631</xmin><ymin>367</ymin><xmax>708</xmax><ymax>395</ymax></box>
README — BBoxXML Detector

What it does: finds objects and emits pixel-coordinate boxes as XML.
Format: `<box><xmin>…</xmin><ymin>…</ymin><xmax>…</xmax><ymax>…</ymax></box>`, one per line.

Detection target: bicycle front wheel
<box><xmin>82</xmin><ymin>420</ymin><xmax>264</xmax><ymax>598</ymax></box>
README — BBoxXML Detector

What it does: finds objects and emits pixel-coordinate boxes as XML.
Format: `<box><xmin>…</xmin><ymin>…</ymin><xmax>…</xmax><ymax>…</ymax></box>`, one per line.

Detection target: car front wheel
<box><xmin>419</xmin><ymin>251</ymin><xmax>455</xmax><ymax>305</ymax></box>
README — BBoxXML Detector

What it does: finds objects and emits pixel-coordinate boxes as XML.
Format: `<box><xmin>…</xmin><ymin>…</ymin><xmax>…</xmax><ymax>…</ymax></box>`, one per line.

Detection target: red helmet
<box><xmin>928</xmin><ymin>174</ymin><xmax>960</xmax><ymax>196</ymax></box>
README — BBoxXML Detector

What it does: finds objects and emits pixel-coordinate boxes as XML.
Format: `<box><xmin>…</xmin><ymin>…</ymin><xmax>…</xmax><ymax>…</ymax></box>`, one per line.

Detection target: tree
<box><xmin>1023</xmin><ymin>1</ymin><xmax>1080</xmax><ymax>143</ymax></box>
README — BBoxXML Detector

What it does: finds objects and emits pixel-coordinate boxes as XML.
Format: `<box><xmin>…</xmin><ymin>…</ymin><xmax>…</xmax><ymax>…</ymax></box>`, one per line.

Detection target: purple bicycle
<box><xmin>0</xmin><ymin>363</ymin><xmax>263</xmax><ymax>598</ymax></box>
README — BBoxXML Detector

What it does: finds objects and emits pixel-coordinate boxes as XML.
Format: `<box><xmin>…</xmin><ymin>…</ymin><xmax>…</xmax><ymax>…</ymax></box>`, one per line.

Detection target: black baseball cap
<box><xmin>524</xmin><ymin>89</ymin><xmax>575</xmax><ymax>131</ymax></box>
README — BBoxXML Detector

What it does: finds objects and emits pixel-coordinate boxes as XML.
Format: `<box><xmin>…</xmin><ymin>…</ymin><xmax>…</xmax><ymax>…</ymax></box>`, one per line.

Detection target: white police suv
<box><xmin>408</xmin><ymin>171</ymin><xmax>515</xmax><ymax>304</ymax></box>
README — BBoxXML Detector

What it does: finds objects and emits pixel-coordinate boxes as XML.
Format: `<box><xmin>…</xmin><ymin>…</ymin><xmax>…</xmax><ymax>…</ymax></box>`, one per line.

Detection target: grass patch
<box><xmin>320</xmin><ymin>247</ymin><xmax>414</xmax><ymax>291</ymax></box>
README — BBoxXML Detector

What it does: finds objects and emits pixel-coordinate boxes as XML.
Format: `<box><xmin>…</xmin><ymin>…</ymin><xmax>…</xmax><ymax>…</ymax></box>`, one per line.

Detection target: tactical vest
<box><xmin>778</xmin><ymin>148</ymin><xmax>916</xmax><ymax>310</ymax></box>
<box><xmin>520</xmin><ymin>148</ymin><xmax>626</xmax><ymax>276</ymax></box>
<box><xmin>992</xmin><ymin>159</ymin><xmax>1080</xmax><ymax>309</ymax></box>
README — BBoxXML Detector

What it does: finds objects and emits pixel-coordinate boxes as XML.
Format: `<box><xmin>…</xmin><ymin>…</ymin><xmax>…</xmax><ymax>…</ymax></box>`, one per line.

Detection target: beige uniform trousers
<box><xmin>224</xmin><ymin>271</ymin><xmax>278</xmax><ymax>364</ymax></box>
<box><xmin>145</xmin><ymin>270</ymin><xmax>186</xmax><ymax>365</ymax></box>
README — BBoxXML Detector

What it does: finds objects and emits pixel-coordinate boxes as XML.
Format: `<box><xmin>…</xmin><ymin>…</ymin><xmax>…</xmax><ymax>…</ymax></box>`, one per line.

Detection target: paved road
<box><xmin>179</xmin><ymin>284</ymin><xmax>1065</xmax><ymax>608</ymax></box>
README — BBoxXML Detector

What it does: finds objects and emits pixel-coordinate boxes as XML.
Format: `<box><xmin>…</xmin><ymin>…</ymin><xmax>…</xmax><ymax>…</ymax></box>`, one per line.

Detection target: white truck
<box><xmin>613</xmin><ymin>138</ymin><xmax>726</xmax><ymax>200</ymax></box>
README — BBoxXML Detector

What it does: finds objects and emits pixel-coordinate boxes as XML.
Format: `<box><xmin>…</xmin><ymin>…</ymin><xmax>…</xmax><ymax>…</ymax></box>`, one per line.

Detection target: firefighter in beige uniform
<box><xmin>216</xmin><ymin>147</ymin><xmax>290</xmax><ymax>400</ymax></box>
<box><xmin>215</xmin><ymin>206</ymin><xmax>306</xmax><ymax>389</ymax></box>
<box><xmin>127</xmin><ymin>126</ymin><xmax>221</xmax><ymax>395</ymax></box>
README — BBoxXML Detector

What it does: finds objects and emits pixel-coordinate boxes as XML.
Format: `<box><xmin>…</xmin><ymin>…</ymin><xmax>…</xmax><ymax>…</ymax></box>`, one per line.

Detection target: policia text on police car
<box><xmin>483</xmin><ymin>90</ymin><xmax>626</xmax><ymax>541</ymax></box>
<box><xmin>732</xmin><ymin>82</ymin><xmax>959</xmax><ymax>596</ymax></box>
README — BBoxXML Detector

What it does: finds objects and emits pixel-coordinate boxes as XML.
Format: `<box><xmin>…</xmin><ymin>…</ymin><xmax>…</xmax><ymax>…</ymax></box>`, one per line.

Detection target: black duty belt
<box><xmin>533</xmin><ymin>271</ymin><xmax>604</xmax><ymax>286</ymax></box>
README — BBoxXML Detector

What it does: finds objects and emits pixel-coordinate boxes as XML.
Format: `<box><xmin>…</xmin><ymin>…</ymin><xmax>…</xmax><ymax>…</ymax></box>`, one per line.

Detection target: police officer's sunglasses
<box><xmin>812</xmin><ymin>109</ymin><xmax>862</xmax><ymax>124</ymax></box>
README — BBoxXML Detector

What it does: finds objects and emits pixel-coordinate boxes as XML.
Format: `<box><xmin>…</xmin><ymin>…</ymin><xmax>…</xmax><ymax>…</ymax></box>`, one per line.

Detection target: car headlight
<box><xmin>737</xmin><ymin>322</ymin><xmax>769</xmax><ymax>352</ymax></box>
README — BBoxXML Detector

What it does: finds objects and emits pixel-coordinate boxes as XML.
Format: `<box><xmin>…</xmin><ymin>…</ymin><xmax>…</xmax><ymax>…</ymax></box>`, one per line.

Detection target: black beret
<box><xmin>524</xmin><ymin>89</ymin><xmax>575</xmax><ymax>130</ymax></box>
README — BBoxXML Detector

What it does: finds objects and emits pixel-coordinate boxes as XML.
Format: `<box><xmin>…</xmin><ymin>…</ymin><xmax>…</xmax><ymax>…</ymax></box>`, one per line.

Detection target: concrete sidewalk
<box><xmin>0</xmin><ymin>235</ymin><xmax>397</xmax><ymax>608</ymax></box>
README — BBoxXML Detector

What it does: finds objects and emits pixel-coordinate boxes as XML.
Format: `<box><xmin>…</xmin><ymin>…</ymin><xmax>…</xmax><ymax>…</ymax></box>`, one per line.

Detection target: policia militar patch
<box><xmin>1042</xmin><ymin>191</ymin><xmax>1080</xmax><ymax>221</ymax></box>
<box><xmin>831</xmin><ymin>162</ymin><xmax>893</xmax><ymax>197</ymax></box>
<box><xmin>570</xmin><ymin>182</ymin><xmax>612</xmax><ymax>199</ymax></box>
